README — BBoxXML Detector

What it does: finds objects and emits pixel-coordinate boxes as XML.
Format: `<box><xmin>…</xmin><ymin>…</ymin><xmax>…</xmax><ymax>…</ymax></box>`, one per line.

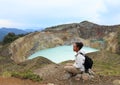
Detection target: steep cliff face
<box><xmin>5</xmin><ymin>21</ymin><xmax>120</xmax><ymax>63</ymax></box>
<box><xmin>104</xmin><ymin>32</ymin><xmax>118</xmax><ymax>53</ymax></box>
<box><xmin>103</xmin><ymin>27</ymin><xmax>120</xmax><ymax>54</ymax></box>
<box><xmin>8</xmin><ymin>32</ymin><xmax>65</xmax><ymax>63</ymax></box>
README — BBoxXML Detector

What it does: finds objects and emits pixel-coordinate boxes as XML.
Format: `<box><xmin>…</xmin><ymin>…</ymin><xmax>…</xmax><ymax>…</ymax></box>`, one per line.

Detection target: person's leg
<box><xmin>64</xmin><ymin>65</ymin><xmax>80</xmax><ymax>79</ymax></box>
<box><xmin>65</xmin><ymin>63</ymin><xmax>73</xmax><ymax>66</ymax></box>
<box><xmin>64</xmin><ymin>65</ymin><xmax>80</xmax><ymax>74</ymax></box>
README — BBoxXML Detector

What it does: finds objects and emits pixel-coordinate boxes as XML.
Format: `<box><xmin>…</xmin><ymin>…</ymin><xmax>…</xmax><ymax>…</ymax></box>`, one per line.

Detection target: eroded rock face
<box><xmin>117</xmin><ymin>29</ymin><xmax>120</xmax><ymax>54</ymax></box>
<box><xmin>6</xmin><ymin>21</ymin><xmax>120</xmax><ymax>63</ymax></box>
<box><xmin>8</xmin><ymin>32</ymin><xmax>64</xmax><ymax>63</ymax></box>
<box><xmin>104</xmin><ymin>32</ymin><xmax>118</xmax><ymax>53</ymax></box>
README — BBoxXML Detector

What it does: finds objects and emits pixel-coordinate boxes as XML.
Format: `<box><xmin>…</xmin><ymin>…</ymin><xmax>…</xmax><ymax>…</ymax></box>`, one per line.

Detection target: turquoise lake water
<box><xmin>28</xmin><ymin>45</ymin><xmax>99</xmax><ymax>63</ymax></box>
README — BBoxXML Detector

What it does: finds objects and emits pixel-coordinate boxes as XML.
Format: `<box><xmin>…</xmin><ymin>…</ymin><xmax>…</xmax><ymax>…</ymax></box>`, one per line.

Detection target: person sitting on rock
<box><xmin>64</xmin><ymin>42</ymin><xmax>93</xmax><ymax>80</ymax></box>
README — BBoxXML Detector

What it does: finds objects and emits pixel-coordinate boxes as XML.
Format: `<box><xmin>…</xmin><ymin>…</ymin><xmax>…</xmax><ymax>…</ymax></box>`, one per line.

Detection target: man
<box><xmin>64</xmin><ymin>42</ymin><xmax>85</xmax><ymax>79</ymax></box>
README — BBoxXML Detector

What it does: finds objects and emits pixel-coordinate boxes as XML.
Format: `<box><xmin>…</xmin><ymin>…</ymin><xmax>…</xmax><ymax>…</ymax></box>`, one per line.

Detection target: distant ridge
<box><xmin>45</xmin><ymin>21</ymin><xmax>120</xmax><ymax>31</ymax></box>
<box><xmin>0</xmin><ymin>28</ymin><xmax>27</xmax><ymax>41</ymax></box>
<box><xmin>44</xmin><ymin>21</ymin><xmax>119</xmax><ymax>40</ymax></box>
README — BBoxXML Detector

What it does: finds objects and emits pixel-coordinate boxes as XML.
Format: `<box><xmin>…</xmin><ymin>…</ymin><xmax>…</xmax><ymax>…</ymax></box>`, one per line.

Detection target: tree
<box><xmin>2</xmin><ymin>32</ymin><xmax>18</xmax><ymax>45</ymax></box>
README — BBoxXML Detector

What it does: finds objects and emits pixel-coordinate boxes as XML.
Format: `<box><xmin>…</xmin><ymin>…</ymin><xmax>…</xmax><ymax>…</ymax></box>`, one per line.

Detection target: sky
<box><xmin>0</xmin><ymin>0</ymin><xmax>120</xmax><ymax>29</ymax></box>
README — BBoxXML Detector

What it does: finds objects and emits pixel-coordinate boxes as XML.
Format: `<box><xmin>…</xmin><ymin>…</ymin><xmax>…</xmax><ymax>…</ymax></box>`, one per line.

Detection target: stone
<box><xmin>113</xmin><ymin>80</ymin><xmax>120</xmax><ymax>85</ymax></box>
<box><xmin>81</xmin><ymin>73</ymin><xmax>90</xmax><ymax>80</ymax></box>
<box><xmin>88</xmin><ymin>69</ymin><xmax>95</xmax><ymax>75</ymax></box>
<box><xmin>63</xmin><ymin>72</ymin><xmax>72</xmax><ymax>80</ymax></box>
<box><xmin>74</xmin><ymin>74</ymin><xmax>82</xmax><ymax>80</ymax></box>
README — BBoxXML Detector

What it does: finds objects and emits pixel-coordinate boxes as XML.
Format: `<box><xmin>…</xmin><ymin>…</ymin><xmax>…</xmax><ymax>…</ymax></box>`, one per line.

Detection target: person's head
<box><xmin>73</xmin><ymin>42</ymin><xmax>83</xmax><ymax>52</ymax></box>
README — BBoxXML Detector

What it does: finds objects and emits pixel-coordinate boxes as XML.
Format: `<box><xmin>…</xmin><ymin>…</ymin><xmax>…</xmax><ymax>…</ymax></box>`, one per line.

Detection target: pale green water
<box><xmin>28</xmin><ymin>45</ymin><xmax>99</xmax><ymax>63</ymax></box>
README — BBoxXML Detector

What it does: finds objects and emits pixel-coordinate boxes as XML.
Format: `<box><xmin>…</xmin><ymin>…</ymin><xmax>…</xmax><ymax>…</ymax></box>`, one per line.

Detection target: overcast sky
<box><xmin>0</xmin><ymin>0</ymin><xmax>120</xmax><ymax>29</ymax></box>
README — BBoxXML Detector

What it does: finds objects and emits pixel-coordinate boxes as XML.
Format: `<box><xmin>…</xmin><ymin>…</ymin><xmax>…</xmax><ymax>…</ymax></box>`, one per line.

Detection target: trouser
<box><xmin>64</xmin><ymin>63</ymin><xmax>81</xmax><ymax>74</ymax></box>
<box><xmin>64</xmin><ymin>63</ymin><xmax>94</xmax><ymax>80</ymax></box>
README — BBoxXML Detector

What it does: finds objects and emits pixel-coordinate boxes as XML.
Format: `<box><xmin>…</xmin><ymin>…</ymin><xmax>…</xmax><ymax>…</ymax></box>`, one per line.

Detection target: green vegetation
<box><xmin>0</xmin><ymin>56</ymin><xmax>41</xmax><ymax>81</ymax></box>
<box><xmin>2</xmin><ymin>32</ymin><xmax>26</xmax><ymax>45</ymax></box>
<box><xmin>0</xmin><ymin>56</ymin><xmax>53</xmax><ymax>82</ymax></box>
<box><xmin>90</xmin><ymin>51</ymin><xmax>120</xmax><ymax>76</ymax></box>
<box><xmin>11</xmin><ymin>70</ymin><xmax>42</xmax><ymax>82</ymax></box>
<box><xmin>2</xmin><ymin>71</ymin><xmax>11</xmax><ymax>77</ymax></box>
<box><xmin>2</xmin><ymin>70</ymin><xmax>42</xmax><ymax>82</ymax></box>
<box><xmin>94</xmin><ymin>60</ymin><xmax>120</xmax><ymax>76</ymax></box>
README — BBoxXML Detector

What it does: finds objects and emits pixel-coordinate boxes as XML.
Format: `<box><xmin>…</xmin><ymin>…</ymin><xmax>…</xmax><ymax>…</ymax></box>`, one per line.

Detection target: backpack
<box><xmin>80</xmin><ymin>53</ymin><xmax>93</xmax><ymax>72</ymax></box>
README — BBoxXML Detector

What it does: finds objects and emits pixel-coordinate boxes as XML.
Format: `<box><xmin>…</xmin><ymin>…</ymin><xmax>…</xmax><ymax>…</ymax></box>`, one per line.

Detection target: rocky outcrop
<box><xmin>3</xmin><ymin>21</ymin><xmax>120</xmax><ymax>63</ymax></box>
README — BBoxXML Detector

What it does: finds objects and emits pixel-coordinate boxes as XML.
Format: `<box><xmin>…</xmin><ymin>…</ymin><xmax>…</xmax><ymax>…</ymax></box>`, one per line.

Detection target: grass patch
<box><xmin>1</xmin><ymin>70</ymin><xmax>42</xmax><ymax>82</ymax></box>
<box><xmin>94</xmin><ymin>60</ymin><xmax>120</xmax><ymax>76</ymax></box>
<box><xmin>11</xmin><ymin>70</ymin><xmax>42</xmax><ymax>82</ymax></box>
<box><xmin>88</xmin><ymin>51</ymin><xmax>120</xmax><ymax>76</ymax></box>
<box><xmin>2</xmin><ymin>71</ymin><xmax>11</xmax><ymax>77</ymax></box>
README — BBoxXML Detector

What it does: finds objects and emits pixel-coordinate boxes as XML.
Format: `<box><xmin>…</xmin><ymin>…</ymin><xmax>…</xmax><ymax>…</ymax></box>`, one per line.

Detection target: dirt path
<box><xmin>0</xmin><ymin>77</ymin><xmax>45</xmax><ymax>85</ymax></box>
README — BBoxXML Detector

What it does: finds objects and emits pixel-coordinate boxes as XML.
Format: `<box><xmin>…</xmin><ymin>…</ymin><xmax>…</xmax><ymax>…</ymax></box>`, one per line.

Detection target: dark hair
<box><xmin>75</xmin><ymin>42</ymin><xmax>83</xmax><ymax>50</ymax></box>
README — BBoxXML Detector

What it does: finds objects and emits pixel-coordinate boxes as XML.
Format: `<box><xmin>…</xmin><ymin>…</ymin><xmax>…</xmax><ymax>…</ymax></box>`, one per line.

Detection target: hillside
<box><xmin>1</xmin><ymin>21</ymin><xmax>119</xmax><ymax>63</ymax></box>
<box><xmin>0</xmin><ymin>51</ymin><xmax>120</xmax><ymax>85</ymax></box>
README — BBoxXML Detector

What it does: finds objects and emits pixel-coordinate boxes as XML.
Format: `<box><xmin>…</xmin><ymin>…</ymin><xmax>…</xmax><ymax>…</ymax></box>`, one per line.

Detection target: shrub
<box><xmin>2</xmin><ymin>32</ymin><xmax>26</xmax><ymax>45</ymax></box>
<box><xmin>2</xmin><ymin>71</ymin><xmax>11</xmax><ymax>77</ymax></box>
<box><xmin>11</xmin><ymin>70</ymin><xmax>42</xmax><ymax>82</ymax></box>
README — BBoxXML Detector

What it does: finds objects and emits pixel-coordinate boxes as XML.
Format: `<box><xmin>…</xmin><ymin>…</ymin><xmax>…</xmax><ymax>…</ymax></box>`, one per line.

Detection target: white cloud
<box><xmin>105</xmin><ymin>0</ymin><xmax>120</xmax><ymax>6</ymax></box>
<box><xmin>0</xmin><ymin>19</ymin><xmax>43</xmax><ymax>29</ymax></box>
<box><xmin>106</xmin><ymin>14</ymin><xmax>120</xmax><ymax>25</ymax></box>
<box><xmin>0</xmin><ymin>0</ymin><xmax>107</xmax><ymax>17</ymax></box>
<box><xmin>0</xmin><ymin>19</ymin><xmax>24</xmax><ymax>28</ymax></box>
